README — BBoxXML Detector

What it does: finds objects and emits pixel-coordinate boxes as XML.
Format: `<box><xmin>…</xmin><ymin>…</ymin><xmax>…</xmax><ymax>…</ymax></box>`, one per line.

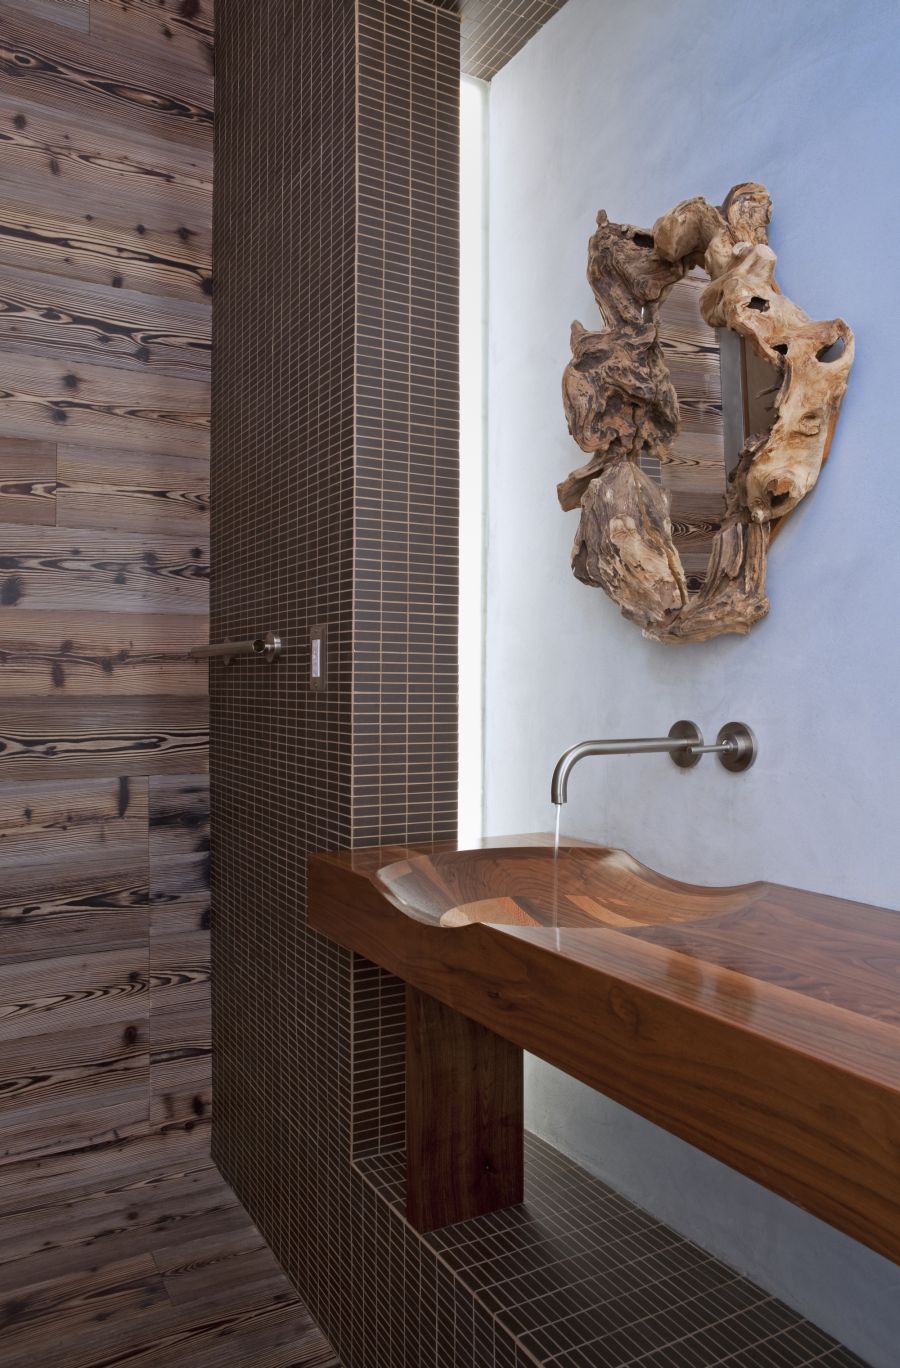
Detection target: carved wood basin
<box><xmin>374</xmin><ymin>843</ymin><xmax>764</xmax><ymax>929</ymax></box>
<box><xmin>309</xmin><ymin>836</ymin><xmax>900</xmax><ymax>1256</ymax></box>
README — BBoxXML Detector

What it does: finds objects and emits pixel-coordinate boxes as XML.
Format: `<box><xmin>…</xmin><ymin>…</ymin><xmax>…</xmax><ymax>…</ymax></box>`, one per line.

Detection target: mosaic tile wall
<box><xmin>457</xmin><ymin>0</ymin><xmax>569</xmax><ymax>81</ymax></box>
<box><xmin>211</xmin><ymin>2</ymin><xmax>868</xmax><ymax>1365</ymax></box>
<box><xmin>211</xmin><ymin>0</ymin><xmax>459</xmax><ymax>1358</ymax></box>
<box><xmin>211</xmin><ymin>0</ymin><xmax>357</xmax><ymax>1345</ymax></box>
<box><xmin>350</xmin><ymin>0</ymin><xmax>461</xmax><ymax>1167</ymax></box>
<box><xmin>354</xmin><ymin>0</ymin><xmax>460</xmax><ymax>852</ymax></box>
<box><xmin>356</xmin><ymin>1134</ymin><xmax>868</xmax><ymax>1367</ymax></box>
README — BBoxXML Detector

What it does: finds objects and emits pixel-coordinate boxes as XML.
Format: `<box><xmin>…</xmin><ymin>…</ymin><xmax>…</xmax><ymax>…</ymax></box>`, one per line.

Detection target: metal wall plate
<box><xmin>668</xmin><ymin>720</ymin><xmax>704</xmax><ymax>768</ymax></box>
<box><xmin>716</xmin><ymin>721</ymin><xmax>757</xmax><ymax>772</ymax></box>
<box><xmin>310</xmin><ymin>624</ymin><xmax>327</xmax><ymax>691</ymax></box>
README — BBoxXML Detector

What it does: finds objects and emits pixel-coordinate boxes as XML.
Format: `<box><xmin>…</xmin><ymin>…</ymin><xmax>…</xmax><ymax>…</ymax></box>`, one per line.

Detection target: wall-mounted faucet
<box><xmin>550</xmin><ymin>721</ymin><xmax>757</xmax><ymax>805</ymax></box>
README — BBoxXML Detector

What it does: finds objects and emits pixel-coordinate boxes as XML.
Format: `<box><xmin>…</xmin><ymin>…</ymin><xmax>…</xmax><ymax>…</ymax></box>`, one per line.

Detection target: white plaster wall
<box><xmin>484</xmin><ymin>2</ymin><xmax>900</xmax><ymax>1362</ymax></box>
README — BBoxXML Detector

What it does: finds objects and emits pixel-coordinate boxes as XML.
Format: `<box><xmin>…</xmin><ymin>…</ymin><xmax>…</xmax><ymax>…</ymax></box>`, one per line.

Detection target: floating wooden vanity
<box><xmin>309</xmin><ymin>837</ymin><xmax>900</xmax><ymax>1259</ymax></box>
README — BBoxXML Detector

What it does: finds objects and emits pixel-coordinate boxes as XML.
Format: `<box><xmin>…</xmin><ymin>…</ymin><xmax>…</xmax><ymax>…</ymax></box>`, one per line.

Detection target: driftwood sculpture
<box><xmin>559</xmin><ymin>183</ymin><xmax>854</xmax><ymax>642</ymax></box>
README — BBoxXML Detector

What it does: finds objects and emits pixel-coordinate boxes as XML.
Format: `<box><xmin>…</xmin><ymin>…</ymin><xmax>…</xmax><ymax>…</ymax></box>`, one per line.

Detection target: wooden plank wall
<box><xmin>0</xmin><ymin>0</ymin><xmax>212</xmax><ymax>1184</ymax></box>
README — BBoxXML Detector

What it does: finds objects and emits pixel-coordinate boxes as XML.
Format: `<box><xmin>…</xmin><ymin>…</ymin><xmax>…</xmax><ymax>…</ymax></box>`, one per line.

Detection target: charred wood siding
<box><xmin>0</xmin><ymin>0</ymin><xmax>211</xmax><ymax>1176</ymax></box>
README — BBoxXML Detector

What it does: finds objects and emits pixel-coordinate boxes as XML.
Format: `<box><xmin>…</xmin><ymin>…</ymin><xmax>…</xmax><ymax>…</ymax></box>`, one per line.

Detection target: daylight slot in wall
<box><xmin>458</xmin><ymin>74</ymin><xmax>489</xmax><ymax>845</ymax></box>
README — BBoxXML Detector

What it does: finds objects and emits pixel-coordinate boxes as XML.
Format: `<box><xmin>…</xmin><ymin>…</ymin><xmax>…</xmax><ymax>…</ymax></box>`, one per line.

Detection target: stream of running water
<box><xmin>551</xmin><ymin>802</ymin><xmax>562</xmax><ymax>946</ymax></box>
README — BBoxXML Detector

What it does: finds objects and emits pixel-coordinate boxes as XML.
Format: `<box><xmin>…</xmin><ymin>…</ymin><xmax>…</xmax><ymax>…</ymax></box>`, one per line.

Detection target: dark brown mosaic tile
<box><xmin>354</xmin><ymin>1134</ymin><xmax>868</xmax><ymax>1367</ymax></box>
<box><xmin>212</xmin><ymin>0</ymin><xmax>360</xmax><ymax>1350</ymax></box>
<box><xmin>430</xmin><ymin>0</ymin><xmax>577</xmax><ymax>81</ymax></box>
<box><xmin>212</xmin><ymin>0</ymin><xmax>459</xmax><ymax>1363</ymax></box>
<box><xmin>458</xmin><ymin>0</ymin><xmax>570</xmax><ymax>80</ymax></box>
<box><xmin>349</xmin><ymin>0</ymin><xmax>461</xmax><ymax>1181</ymax></box>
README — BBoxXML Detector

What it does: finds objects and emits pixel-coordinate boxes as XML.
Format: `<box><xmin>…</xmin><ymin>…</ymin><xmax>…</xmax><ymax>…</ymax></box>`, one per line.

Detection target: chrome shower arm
<box><xmin>190</xmin><ymin>631</ymin><xmax>283</xmax><ymax>665</ymax></box>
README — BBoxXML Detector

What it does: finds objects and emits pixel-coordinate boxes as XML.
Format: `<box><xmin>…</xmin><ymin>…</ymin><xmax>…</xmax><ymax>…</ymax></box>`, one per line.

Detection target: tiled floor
<box><xmin>0</xmin><ymin>1154</ymin><xmax>337</xmax><ymax>1368</ymax></box>
<box><xmin>357</xmin><ymin>1134</ymin><xmax>870</xmax><ymax>1367</ymax></box>
<box><xmin>0</xmin><ymin>1133</ymin><xmax>870</xmax><ymax>1367</ymax></box>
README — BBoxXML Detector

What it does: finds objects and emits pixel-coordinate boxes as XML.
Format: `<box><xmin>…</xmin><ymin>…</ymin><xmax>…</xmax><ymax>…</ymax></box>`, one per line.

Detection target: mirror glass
<box><xmin>647</xmin><ymin>269</ymin><xmax>779</xmax><ymax>592</ymax></box>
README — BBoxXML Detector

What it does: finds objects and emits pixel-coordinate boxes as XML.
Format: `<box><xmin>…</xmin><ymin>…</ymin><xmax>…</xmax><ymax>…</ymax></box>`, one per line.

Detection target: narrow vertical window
<box><xmin>458</xmin><ymin>75</ymin><xmax>489</xmax><ymax>845</ymax></box>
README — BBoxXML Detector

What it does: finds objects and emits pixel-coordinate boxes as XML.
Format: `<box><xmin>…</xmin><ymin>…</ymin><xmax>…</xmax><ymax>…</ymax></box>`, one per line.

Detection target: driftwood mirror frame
<box><xmin>558</xmin><ymin>183</ymin><xmax>854</xmax><ymax>643</ymax></box>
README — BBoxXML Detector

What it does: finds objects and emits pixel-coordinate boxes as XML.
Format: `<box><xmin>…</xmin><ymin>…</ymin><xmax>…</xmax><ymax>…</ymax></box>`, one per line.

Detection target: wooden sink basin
<box><xmin>374</xmin><ymin>842</ymin><xmax>766</xmax><ymax>929</ymax></box>
<box><xmin>309</xmin><ymin>835</ymin><xmax>900</xmax><ymax>1254</ymax></box>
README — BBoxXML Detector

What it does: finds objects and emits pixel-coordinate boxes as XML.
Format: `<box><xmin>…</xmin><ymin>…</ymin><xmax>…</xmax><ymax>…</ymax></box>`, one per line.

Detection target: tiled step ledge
<box><xmin>353</xmin><ymin>1132</ymin><xmax>867</xmax><ymax>1368</ymax></box>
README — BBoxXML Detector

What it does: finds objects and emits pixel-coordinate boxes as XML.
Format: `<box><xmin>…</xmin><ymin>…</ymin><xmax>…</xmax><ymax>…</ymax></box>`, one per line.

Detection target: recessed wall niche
<box><xmin>558</xmin><ymin>183</ymin><xmax>854</xmax><ymax>643</ymax></box>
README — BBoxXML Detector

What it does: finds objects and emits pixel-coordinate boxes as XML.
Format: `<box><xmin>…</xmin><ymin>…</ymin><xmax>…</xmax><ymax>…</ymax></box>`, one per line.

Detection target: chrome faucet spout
<box><xmin>550</xmin><ymin>720</ymin><xmax>757</xmax><ymax>805</ymax></box>
<box><xmin>551</xmin><ymin>724</ymin><xmax>702</xmax><ymax>805</ymax></box>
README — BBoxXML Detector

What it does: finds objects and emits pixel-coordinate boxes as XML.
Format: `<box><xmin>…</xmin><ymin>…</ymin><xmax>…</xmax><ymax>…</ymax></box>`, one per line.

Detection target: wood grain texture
<box><xmin>1</xmin><ymin>0</ymin><xmax>89</xmax><ymax>33</ymax></box>
<box><xmin>0</xmin><ymin>265</ymin><xmax>210</xmax><ymax>380</ymax></box>
<box><xmin>0</xmin><ymin>436</ymin><xmax>56</xmax><ymax>524</ymax></box>
<box><xmin>0</xmin><ymin>1166</ymin><xmax>333</xmax><ymax>1362</ymax></box>
<box><xmin>0</xmin><ymin>349</ymin><xmax>209</xmax><ymax>454</ymax></box>
<box><xmin>0</xmin><ymin>1016</ymin><xmax>150</xmax><ymax>1165</ymax></box>
<box><xmin>0</xmin><ymin>7</ymin><xmax>213</xmax><ymax>124</ymax></box>
<box><xmin>2</xmin><ymin>887</ymin><xmax>148</xmax><ymax>964</ymax></box>
<box><xmin>0</xmin><ymin>952</ymin><xmax>150</xmax><ymax>1164</ymax></box>
<box><xmin>0</xmin><ymin>76</ymin><xmax>212</xmax><ymax>186</ymax></box>
<box><xmin>0</xmin><ymin>696</ymin><xmax>208</xmax><ymax>778</ymax></box>
<box><xmin>0</xmin><ymin>776</ymin><xmax>149</xmax><ymax>961</ymax></box>
<box><xmin>88</xmin><ymin>0</ymin><xmax>214</xmax><ymax>111</ymax></box>
<box><xmin>0</xmin><ymin>773</ymin><xmax>148</xmax><ymax>862</ymax></box>
<box><xmin>0</xmin><ymin>525</ymin><xmax>209</xmax><ymax>613</ymax></box>
<box><xmin>0</xmin><ymin>0</ymin><xmax>210</xmax><ymax>1179</ymax></box>
<box><xmin>0</xmin><ymin>1166</ymin><xmax>232</xmax><ymax>1288</ymax></box>
<box><xmin>0</xmin><ymin>1125</ymin><xmax>210</xmax><ymax>1217</ymax></box>
<box><xmin>310</xmin><ymin>837</ymin><xmax>900</xmax><ymax>1267</ymax></box>
<box><xmin>560</xmin><ymin>184</ymin><xmax>853</xmax><ymax>642</ymax></box>
<box><xmin>58</xmin><ymin>444</ymin><xmax>209</xmax><ymax>533</ymax></box>
<box><xmin>2</xmin><ymin>133</ymin><xmax>211</xmax><ymax>244</ymax></box>
<box><xmin>149</xmin><ymin>773</ymin><xmax>210</xmax><ymax>1127</ymax></box>
<box><xmin>3</xmin><ymin>880</ymin><xmax>147</xmax><ymax>968</ymax></box>
<box><xmin>149</xmin><ymin>772</ymin><xmax>210</xmax><ymax>918</ymax></box>
<box><xmin>406</xmin><ymin>984</ymin><xmax>524</xmax><ymax>1232</ymax></box>
<box><xmin>655</xmin><ymin>186</ymin><xmax>854</xmax><ymax>524</ymax></box>
<box><xmin>0</xmin><ymin>1156</ymin><xmax>336</xmax><ymax>1368</ymax></box>
<box><xmin>0</xmin><ymin>944</ymin><xmax>147</xmax><ymax>1041</ymax></box>
<box><xmin>0</xmin><ymin>609</ymin><xmax>207</xmax><ymax>695</ymax></box>
<box><xmin>107</xmin><ymin>0</ymin><xmax>214</xmax><ymax>40</ymax></box>
<box><xmin>0</xmin><ymin>199</ymin><xmax>212</xmax><ymax>301</ymax></box>
<box><xmin>150</xmin><ymin>1050</ymin><xmax>211</xmax><ymax>1135</ymax></box>
<box><xmin>656</xmin><ymin>272</ymin><xmax>725</xmax><ymax>583</ymax></box>
<box><xmin>0</xmin><ymin>782</ymin><xmax>149</xmax><ymax>974</ymax></box>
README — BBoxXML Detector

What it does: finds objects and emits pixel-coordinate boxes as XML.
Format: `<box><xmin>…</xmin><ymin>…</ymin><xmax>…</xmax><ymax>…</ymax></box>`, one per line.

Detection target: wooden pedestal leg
<box><xmin>405</xmin><ymin>985</ymin><xmax>524</xmax><ymax>1233</ymax></box>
